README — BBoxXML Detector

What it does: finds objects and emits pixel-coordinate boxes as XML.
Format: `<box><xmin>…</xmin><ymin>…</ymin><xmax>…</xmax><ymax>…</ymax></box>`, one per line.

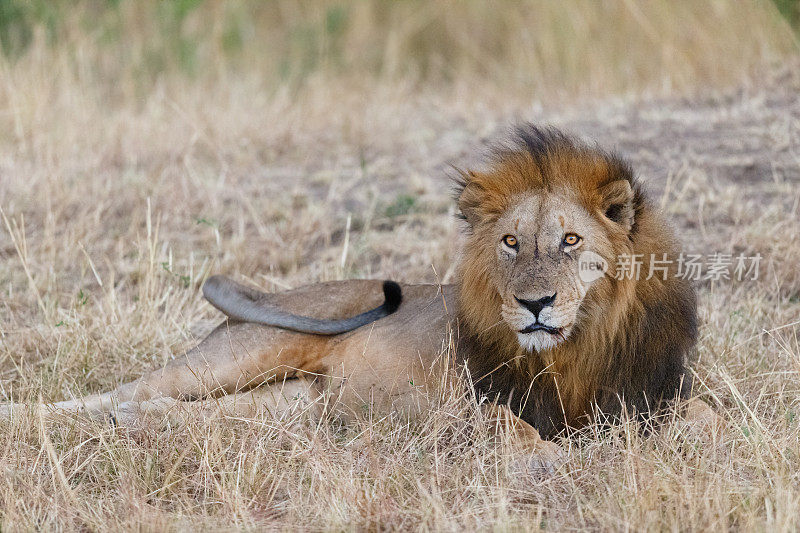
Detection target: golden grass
<box><xmin>1</xmin><ymin>1</ymin><xmax>800</xmax><ymax>530</ymax></box>
<box><xmin>1</xmin><ymin>0</ymin><xmax>797</xmax><ymax>106</ymax></box>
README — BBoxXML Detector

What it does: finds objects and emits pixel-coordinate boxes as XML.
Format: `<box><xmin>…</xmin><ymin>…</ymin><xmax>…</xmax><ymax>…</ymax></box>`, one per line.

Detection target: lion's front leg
<box><xmin>678</xmin><ymin>397</ymin><xmax>725</xmax><ymax>440</ymax></box>
<box><xmin>482</xmin><ymin>403</ymin><xmax>566</xmax><ymax>474</ymax></box>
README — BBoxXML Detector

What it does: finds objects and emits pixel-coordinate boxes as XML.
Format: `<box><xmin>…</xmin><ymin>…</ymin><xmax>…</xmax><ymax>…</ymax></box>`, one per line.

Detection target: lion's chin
<box><xmin>516</xmin><ymin>330</ymin><xmax>564</xmax><ymax>353</ymax></box>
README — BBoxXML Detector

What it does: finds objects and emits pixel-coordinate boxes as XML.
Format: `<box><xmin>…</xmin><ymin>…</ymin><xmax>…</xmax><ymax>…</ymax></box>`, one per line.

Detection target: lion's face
<box><xmin>491</xmin><ymin>190</ymin><xmax>621</xmax><ymax>352</ymax></box>
<box><xmin>456</xmin><ymin>129</ymin><xmax>638</xmax><ymax>355</ymax></box>
<box><xmin>454</xmin><ymin>125</ymin><xmax>695</xmax><ymax>434</ymax></box>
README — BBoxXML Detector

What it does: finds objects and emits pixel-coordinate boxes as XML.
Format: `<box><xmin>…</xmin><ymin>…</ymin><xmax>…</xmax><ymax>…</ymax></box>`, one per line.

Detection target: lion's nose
<box><xmin>515</xmin><ymin>293</ymin><xmax>557</xmax><ymax>318</ymax></box>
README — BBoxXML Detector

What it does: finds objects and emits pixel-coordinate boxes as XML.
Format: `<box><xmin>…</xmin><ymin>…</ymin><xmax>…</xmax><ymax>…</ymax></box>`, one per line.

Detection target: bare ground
<box><xmin>1</xmin><ymin>68</ymin><xmax>800</xmax><ymax>529</ymax></box>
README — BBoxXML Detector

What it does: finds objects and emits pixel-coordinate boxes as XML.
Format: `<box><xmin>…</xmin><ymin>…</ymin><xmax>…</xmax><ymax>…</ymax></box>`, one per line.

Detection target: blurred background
<box><xmin>0</xmin><ymin>0</ymin><xmax>797</xmax><ymax>105</ymax></box>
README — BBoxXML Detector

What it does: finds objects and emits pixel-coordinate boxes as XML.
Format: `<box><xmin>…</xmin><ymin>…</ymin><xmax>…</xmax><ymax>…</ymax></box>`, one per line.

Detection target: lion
<box><xmin>0</xmin><ymin>124</ymin><xmax>718</xmax><ymax>464</ymax></box>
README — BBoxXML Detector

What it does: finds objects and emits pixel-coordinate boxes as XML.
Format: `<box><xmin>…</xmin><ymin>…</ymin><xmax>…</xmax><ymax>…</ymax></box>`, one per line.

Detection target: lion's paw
<box><xmin>107</xmin><ymin>401</ymin><xmax>160</xmax><ymax>429</ymax></box>
<box><xmin>510</xmin><ymin>440</ymin><xmax>567</xmax><ymax>478</ymax></box>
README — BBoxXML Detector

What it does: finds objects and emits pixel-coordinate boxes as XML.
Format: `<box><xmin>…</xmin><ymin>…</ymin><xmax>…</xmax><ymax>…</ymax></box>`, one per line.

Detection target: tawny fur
<box><xmin>455</xmin><ymin>126</ymin><xmax>697</xmax><ymax>437</ymax></box>
<box><xmin>0</xmin><ymin>124</ymin><xmax>712</xmax><ymax>463</ymax></box>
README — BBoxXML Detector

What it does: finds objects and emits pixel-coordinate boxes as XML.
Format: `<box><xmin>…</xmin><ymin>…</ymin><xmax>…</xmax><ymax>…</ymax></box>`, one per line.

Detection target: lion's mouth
<box><xmin>519</xmin><ymin>323</ymin><xmax>562</xmax><ymax>335</ymax></box>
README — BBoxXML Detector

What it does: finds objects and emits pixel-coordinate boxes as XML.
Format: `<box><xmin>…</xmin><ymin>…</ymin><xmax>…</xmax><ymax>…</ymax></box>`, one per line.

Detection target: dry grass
<box><xmin>1</xmin><ymin>1</ymin><xmax>800</xmax><ymax>530</ymax></box>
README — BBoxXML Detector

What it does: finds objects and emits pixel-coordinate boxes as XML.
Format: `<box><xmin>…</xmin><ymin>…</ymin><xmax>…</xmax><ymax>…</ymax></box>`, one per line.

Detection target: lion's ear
<box><xmin>456</xmin><ymin>170</ymin><xmax>485</xmax><ymax>227</ymax></box>
<box><xmin>598</xmin><ymin>179</ymin><xmax>634</xmax><ymax>231</ymax></box>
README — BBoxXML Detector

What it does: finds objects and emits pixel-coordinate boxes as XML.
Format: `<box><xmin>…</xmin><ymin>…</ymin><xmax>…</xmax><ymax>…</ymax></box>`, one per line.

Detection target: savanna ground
<box><xmin>1</xmin><ymin>1</ymin><xmax>800</xmax><ymax>530</ymax></box>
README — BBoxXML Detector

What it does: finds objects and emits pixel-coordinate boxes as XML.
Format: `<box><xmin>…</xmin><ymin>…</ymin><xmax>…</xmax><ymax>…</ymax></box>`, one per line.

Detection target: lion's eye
<box><xmin>562</xmin><ymin>233</ymin><xmax>581</xmax><ymax>246</ymax></box>
<box><xmin>502</xmin><ymin>235</ymin><xmax>518</xmax><ymax>249</ymax></box>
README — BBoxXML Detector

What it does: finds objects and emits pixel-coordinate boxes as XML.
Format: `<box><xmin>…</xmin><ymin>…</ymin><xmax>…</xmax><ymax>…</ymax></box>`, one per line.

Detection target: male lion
<box><xmin>1</xmin><ymin>125</ymin><xmax>716</xmax><ymax>463</ymax></box>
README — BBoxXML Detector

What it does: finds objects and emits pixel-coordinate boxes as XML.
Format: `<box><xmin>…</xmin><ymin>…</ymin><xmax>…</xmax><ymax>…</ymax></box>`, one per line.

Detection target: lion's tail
<box><xmin>202</xmin><ymin>275</ymin><xmax>402</xmax><ymax>335</ymax></box>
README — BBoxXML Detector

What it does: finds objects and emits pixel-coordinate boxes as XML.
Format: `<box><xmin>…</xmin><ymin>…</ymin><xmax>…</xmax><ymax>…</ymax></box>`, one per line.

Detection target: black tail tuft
<box><xmin>382</xmin><ymin>280</ymin><xmax>402</xmax><ymax>314</ymax></box>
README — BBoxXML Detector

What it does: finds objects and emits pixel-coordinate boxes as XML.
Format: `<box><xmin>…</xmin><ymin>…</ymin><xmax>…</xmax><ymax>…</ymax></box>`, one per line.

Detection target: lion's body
<box><xmin>161</xmin><ymin>281</ymin><xmax>455</xmax><ymax>419</ymax></box>
<box><xmin>1</xmin><ymin>124</ymin><xmax>714</xmax><ymax>462</ymax></box>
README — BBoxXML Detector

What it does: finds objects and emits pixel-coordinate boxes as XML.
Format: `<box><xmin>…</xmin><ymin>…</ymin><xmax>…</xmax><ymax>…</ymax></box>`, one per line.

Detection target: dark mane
<box><xmin>454</xmin><ymin>123</ymin><xmax>697</xmax><ymax>439</ymax></box>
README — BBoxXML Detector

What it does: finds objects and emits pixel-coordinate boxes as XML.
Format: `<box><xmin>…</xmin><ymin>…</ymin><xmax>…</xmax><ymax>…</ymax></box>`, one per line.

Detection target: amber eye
<box><xmin>502</xmin><ymin>235</ymin><xmax>518</xmax><ymax>249</ymax></box>
<box><xmin>562</xmin><ymin>233</ymin><xmax>581</xmax><ymax>246</ymax></box>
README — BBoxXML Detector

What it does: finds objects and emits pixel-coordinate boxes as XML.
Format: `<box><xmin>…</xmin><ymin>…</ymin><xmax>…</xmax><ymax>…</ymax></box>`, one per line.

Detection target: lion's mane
<box><xmin>455</xmin><ymin>125</ymin><xmax>698</xmax><ymax>438</ymax></box>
